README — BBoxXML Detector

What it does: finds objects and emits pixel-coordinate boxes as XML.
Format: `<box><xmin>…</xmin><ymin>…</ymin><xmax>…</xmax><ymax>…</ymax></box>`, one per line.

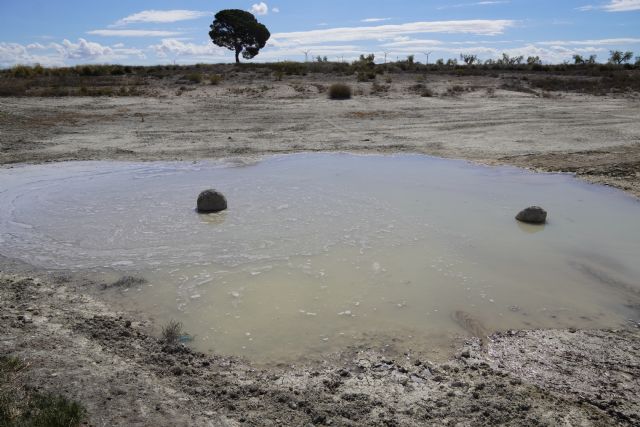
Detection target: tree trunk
<box><xmin>235</xmin><ymin>48</ymin><xmax>241</xmax><ymax>64</ymax></box>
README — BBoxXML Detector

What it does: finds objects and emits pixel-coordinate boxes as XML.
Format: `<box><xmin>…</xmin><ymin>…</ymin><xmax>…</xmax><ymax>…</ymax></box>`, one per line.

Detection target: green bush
<box><xmin>209</xmin><ymin>74</ymin><xmax>223</xmax><ymax>85</ymax></box>
<box><xmin>328</xmin><ymin>83</ymin><xmax>352</xmax><ymax>100</ymax></box>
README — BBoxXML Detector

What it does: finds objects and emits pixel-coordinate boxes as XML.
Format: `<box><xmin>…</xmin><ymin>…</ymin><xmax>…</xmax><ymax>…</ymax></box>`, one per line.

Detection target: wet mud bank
<box><xmin>1</xmin><ymin>261</ymin><xmax>639</xmax><ymax>426</ymax></box>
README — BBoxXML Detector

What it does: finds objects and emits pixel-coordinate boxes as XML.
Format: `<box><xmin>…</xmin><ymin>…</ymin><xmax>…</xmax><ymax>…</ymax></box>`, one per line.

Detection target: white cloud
<box><xmin>361</xmin><ymin>18</ymin><xmax>391</xmax><ymax>23</ymax></box>
<box><xmin>380</xmin><ymin>39</ymin><xmax>444</xmax><ymax>48</ymax></box>
<box><xmin>0</xmin><ymin>42</ymin><xmax>64</xmax><ymax>67</ymax></box>
<box><xmin>250</xmin><ymin>2</ymin><xmax>269</xmax><ymax>15</ymax></box>
<box><xmin>0</xmin><ymin>39</ymin><xmax>147</xmax><ymax>67</ymax></box>
<box><xmin>271</xmin><ymin>20</ymin><xmax>515</xmax><ymax>47</ymax></box>
<box><xmin>579</xmin><ymin>0</ymin><xmax>640</xmax><ymax>12</ymax></box>
<box><xmin>604</xmin><ymin>0</ymin><xmax>640</xmax><ymax>11</ymax></box>
<box><xmin>57</xmin><ymin>38</ymin><xmax>114</xmax><ymax>60</ymax></box>
<box><xmin>87</xmin><ymin>30</ymin><xmax>182</xmax><ymax>37</ymax></box>
<box><xmin>150</xmin><ymin>39</ymin><xmax>225</xmax><ymax>58</ymax></box>
<box><xmin>114</xmin><ymin>10</ymin><xmax>211</xmax><ymax>26</ymax></box>
<box><xmin>437</xmin><ymin>1</ymin><xmax>509</xmax><ymax>10</ymax></box>
<box><xmin>272</xmin><ymin>7</ymin><xmax>280</xmax><ymax>13</ymax></box>
<box><xmin>537</xmin><ymin>38</ymin><xmax>640</xmax><ymax>45</ymax></box>
<box><xmin>26</xmin><ymin>43</ymin><xmax>46</xmax><ymax>50</ymax></box>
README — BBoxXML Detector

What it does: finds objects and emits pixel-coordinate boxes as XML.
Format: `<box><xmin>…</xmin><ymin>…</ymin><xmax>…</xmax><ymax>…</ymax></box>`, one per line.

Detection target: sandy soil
<box><xmin>1</xmin><ymin>74</ymin><xmax>640</xmax><ymax>425</ymax></box>
<box><xmin>1</xmin><ymin>74</ymin><xmax>639</xmax><ymax>196</ymax></box>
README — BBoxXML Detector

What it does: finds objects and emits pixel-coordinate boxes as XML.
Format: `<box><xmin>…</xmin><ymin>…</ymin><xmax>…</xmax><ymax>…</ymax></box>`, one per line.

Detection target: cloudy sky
<box><xmin>0</xmin><ymin>0</ymin><xmax>639</xmax><ymax>67</ymax></box>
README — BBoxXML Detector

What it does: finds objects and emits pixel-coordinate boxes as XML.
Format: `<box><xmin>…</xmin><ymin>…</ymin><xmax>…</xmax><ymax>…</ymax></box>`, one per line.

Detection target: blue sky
<box><xmin>0</xmin><ymin>0</ymin><xmax>639</xmax><ymax>67</ymax></box>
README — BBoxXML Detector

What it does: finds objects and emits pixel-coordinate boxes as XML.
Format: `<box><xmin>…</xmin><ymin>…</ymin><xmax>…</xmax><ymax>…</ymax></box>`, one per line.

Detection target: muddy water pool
<box><xmin>1</xmin><ymin>154</ymin><xmax>639</xmax><ymax>363</ymax></box>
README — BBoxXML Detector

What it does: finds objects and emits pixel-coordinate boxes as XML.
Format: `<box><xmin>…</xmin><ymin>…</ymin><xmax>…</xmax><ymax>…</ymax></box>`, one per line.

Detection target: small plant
<box><xmin>328</xmin><ymin>83</ymin><xmax>352</xmax><ymax>100</ymax></box>
<box><xmin>385</xmin><ymin>76</ymin><xmax>392</xmax><ymax>84</ymax></box>
<box><xmin>161</xmin><ymin>319</ymin><xmax>184</xmax><ymax>345</ymax></box>
<box><xmin>23</xmin><ymin>393</ymin><xmax>86</xmax><ymax>427</ymax></box>
<box><xmin>210</xmin><ymin>74</ymin><xmax>223</xmax><ymax>85</ymax></box>
<box><xmin>486</xmin><ymin>87</ymin><xmax>496</xmax><ymax>97</ymax></box>
<box><xmin>186</xmin><ymin>73</ymin><xmax>202</xmax><ymax>84</ymax></box>
<box><xmin>0</xmin><ymin>355</ymin><xmax>24</xmax><ymax>374</ymax></box>
<box><xmin>273</xmin><ymin>70</ymin><xmax>284</xmax><ymax>81</ymax></box>
<box><xmin>1</xmin><ymin>357</ymin><xmax>85</xmax><ymax>427</ymax></box>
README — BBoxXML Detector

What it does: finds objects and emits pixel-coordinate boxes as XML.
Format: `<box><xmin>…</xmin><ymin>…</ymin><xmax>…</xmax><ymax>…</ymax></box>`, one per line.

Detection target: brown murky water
<box><xmin>1</xmin><ymin>154</ymin><xmax>638</xmax><ymax>363</ymax></box>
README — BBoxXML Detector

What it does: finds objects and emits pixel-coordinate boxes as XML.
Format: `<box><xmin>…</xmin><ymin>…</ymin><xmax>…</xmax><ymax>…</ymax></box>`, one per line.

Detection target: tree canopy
<box><xmin>608</xmin><ymin>50</ymin><xmax>634</xmax><ymax>65</ymax></box>
<box><xmin>209</xmin><ymin>9</ymin><xmax>270</xmax><ymax>64</ymax></box>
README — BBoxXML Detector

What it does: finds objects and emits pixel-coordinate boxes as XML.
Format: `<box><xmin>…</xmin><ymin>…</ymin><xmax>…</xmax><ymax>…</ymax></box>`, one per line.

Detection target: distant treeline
<box><xmin>1</xmin><ymin>50</ymin><xmax>639</xmax><ymax>79</ymax></box>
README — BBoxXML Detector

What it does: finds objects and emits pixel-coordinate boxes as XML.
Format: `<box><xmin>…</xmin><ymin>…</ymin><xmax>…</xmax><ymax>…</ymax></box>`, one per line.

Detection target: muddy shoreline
<box><xmin>1</xmin><ymin>259</ymin><xmax>639</xmax><ymax>426</ymax></box>
<box><xmin>1</xmin><ymin>74</ymin><xmax>640</xmax><ymax>425</ymax></box>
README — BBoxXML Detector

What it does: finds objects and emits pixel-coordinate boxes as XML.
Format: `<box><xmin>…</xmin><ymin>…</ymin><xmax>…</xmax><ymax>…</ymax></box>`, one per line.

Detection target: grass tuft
<box><xmin>1</xmin><ymin>356</ymin><xmax>85</xmax><ymax>427</ymax></box>
<box><xmin>161</xmin><ymin>319</ymin><xmax>184</xmax><ymax>346</ymax></box>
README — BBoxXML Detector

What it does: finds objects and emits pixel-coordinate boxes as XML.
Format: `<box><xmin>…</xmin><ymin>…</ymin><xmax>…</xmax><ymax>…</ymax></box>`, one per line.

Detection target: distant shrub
<box><xmin>421</xmin><ymin>87</ymin><xmax>434</xmax><ymax>97</ymax></box>
<box><xmin>209</xmin><ymin>74</ymin><xmax>223</xmax><ymax>85</ymax></box>
<box><xmin>357</xmin><ymin>71</ymin><xmax>376</xmax><ymax>82</ymax></box>
<box><xmin>0</xmin><ymin>81</ymin><xmax>28</xmax><ymax>96</ymax></box>
<box><xmin>187</xmin><ymin>73</ymin><xmax>202</xmax><ymax>84</ymax></box>
<box><xmin>269</xmin><ymin>61</ymin><xmax>307</xmax><ymax>76</ymax></box>
<box><xmin>328</xmin><ymin>83</ymin><xmax>352</xmax><ymax>99</ymax></box>
<box><xmin>10</xmin><ymin>64</ymin><xmax>36</xmax><ymax>78</ymax></box>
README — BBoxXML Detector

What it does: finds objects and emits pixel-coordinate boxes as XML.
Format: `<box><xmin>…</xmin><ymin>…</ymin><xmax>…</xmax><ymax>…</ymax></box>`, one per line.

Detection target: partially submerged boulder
<box><xmin>197</xmin><ymin>189</ymin><xmax>227</xmax><ymax>213</ymax></box>
<box><xmin>516</xmin><ymin>206</ymin><xmax>547</xmax><ymax>224</ymax></box>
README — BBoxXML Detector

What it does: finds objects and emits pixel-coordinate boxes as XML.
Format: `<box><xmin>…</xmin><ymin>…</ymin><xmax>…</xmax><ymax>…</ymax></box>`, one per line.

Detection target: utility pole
<box><xmin>423</xmin><ymin>51</ymin><xmax>432</xmax><ymax>65</ymax></box>
<box><xmin>302</xmin><ymin>50</ymin><xmax>311</xmax><ymax>62</ymax></box>
<box><xmin>383</xmin><ymin>51</ymin><xmax>390</xmax><ymax>64</ymax></box>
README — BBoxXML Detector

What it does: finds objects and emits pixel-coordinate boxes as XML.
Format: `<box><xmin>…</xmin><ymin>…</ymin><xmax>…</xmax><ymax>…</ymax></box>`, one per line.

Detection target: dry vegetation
<box><xmin>1</xmin><ymin>60</ymin><xmax>639</xmax><ymax>98</ymax></box>
<box><xmin>0</xmin><ymin>356</ymin><xmax>85</xmax><ymax>427</ymax></box>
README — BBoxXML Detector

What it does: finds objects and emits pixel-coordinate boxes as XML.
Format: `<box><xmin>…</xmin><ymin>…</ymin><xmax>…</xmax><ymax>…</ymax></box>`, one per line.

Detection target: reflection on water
<box><xmin>0</xmin><ymin>154</ymin><xmax>639</xmax><ymax>363</ymax></box>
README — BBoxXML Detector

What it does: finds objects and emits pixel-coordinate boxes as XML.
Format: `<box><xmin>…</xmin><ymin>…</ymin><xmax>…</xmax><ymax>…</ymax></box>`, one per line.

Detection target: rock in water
<box><xmin>516</xmin><ymin>206</ymin><xmax>547</xmax><ymax>224</ymax></box>
<box><xmin>197</xmin><ymin>189</ymin><xmax>227</xmax><ymax>213</ymax></box>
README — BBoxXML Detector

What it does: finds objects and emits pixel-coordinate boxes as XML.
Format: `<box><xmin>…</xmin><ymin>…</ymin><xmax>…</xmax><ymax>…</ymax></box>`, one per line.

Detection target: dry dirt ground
<box><xmin>1</xmin><ymin>73</ymin><xmax>639</xmax><ymax>195</ymax></box>
<box><xmin>1</xmin><ymin>74</ymin><xmax>640</xmax><ymax>426</ymax></box>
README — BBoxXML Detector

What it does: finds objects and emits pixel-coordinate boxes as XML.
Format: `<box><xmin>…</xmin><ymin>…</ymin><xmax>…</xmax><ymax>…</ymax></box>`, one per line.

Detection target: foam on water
<box><xmin>1</xmin><ymin>153</ymin><xmax>639</xmax><ymax>362</ymax></box>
